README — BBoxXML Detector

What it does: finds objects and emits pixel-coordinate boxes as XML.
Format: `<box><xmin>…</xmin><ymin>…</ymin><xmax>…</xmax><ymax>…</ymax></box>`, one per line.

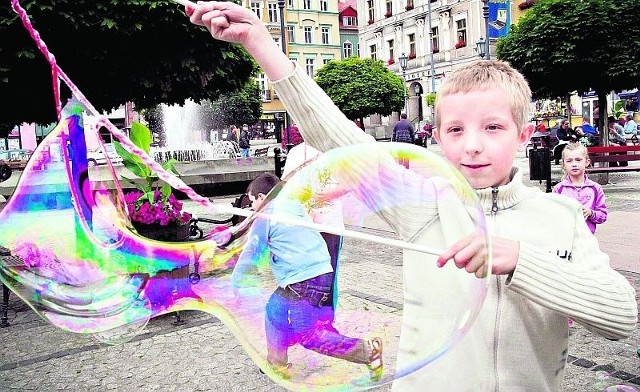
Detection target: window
<box><xmin>367</xmin><ymin>0</ymin><xmax>375</xmax><ymax>21</ymax></box>
<box><xmin>303</xmin><ymin>0</ymin><xmax>311</xmax><ymax>10</ymax></box>
<box><xmin>408</xmin><ymin>33</ymin><xmax>416</xmax><ymax>55</ymax></box>
<box><xmin>321</xmin><ymin>27</ymin><xmax>330</xmax><ymax>44</ymax></box>
<box><xmin>305</xmin><ymin>58</ymin><xmax>315</xmax><ymax>77</ymax></box>
<box><xmin>304</xmin><ymin>26</ymin><xmax>312</xmax><ymax>43</ymax></box>
<box><xmin>370</xmin><ymin>44</ymin><xmax>377</xmax><ymax>61</ymax></box>
<box><xmin>320</xmin><ymin>0</ymin><xmax>328</xmax><ymax>11</ymax></box>
<box><xmin>287</xmin><ymin>25</ymin><xmax>295</xmax><ymax>43</ymax></box>
<box><xmin>388</xmin><ymin>39</ymin><xmax>395</xmax><ymax>60</ymax></box>
<box><xmin>357</xmin><ymin>43</ymin><xmax>360</xmax><ymax>57</ymax></box>
<box><xmin>323</xmin><ymin>58</ymin><xmax>332</xmax><ymax>65</ymax></box>
<box><xmin>343</xmin><ymin>16</ymin><xmax>357</xmax><ymax>26</ymax></box>
<box><xmin>456</xmin><ymin>19</ymin><xmax>467</xmax><ymax>45</ymax></box>
<box><xmin>268</xmin><ymin>2</ymin><xmax>279</xmax><ymax>22</ymax></box>
<box><xmin>288</xmin><ymin>0</ymin><xmax>293</xmax><ymax>8</ymax></box>
<box><xmin>431</xmin><ymin>26</ymin><xmax>439</xmax><ymax>51</ymax></box>
<box><xmin>256</xmin><ymin>73</ymin><xmax>269</xmax><ymax>100</ymax></box>
<box><xmin>385</xmin><ymin>0</ymin><xmax>393</xmax><ymax>14</ymax></box>
<box><xmin>343</xmin><ymin>41</ymin><xmax>353</xmax><ymax>58</ymax></box>
<box><xmin>251</xmin><ymin>2</ymin><xmax>261</xmax><ymax>18</ymax></box>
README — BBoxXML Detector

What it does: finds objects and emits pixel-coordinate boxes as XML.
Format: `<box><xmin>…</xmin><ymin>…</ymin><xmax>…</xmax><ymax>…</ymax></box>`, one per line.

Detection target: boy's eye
<box><xmin>448</xmin><ymin>126</ymin><xmax>463</xmax><ymax>133</ymax></box>
<box><xmin>487</xmin><ymin>124</ymin><xmax>502</xmax><ymax>131</ymax></box>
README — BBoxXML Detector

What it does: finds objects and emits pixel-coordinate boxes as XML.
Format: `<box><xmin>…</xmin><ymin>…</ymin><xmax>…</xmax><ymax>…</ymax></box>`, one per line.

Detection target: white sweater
<box><xmin>273</xmin><ymin>65</ymin><xmax>637</xmax><ymax>391</ymax></box>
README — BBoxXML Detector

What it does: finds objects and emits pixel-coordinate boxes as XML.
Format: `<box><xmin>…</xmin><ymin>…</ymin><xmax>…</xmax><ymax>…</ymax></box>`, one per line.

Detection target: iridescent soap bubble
<box><xmin>0</xmin><ymin>104</ymin><xmax>489</xmax><ymax>391</ymax></box>
<box><xmin>221</xmin><ymin>142</ymin><xmax>491</xmax><ymax>389</ymax></box>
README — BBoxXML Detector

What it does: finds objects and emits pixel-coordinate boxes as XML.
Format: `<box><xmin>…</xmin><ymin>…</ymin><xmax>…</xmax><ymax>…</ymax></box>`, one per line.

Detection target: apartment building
<box><xmin>339</xmin><ymin>0</ymin><xmax>359</xmax><ymax>59</ymax></box>
<box><xmin>245</xmin><ymin>0</ymin><xmax>342</xmax><ymax>138</ymax></box>
<box><xmin>358</xmin><ymin>0</ymin><xmax>513</xmax><ymax>124</ymax></box>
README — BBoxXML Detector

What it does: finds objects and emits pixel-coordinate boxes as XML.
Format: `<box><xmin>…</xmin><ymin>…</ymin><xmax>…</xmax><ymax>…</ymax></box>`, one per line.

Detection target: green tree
<box><xmin>496</xmin><ymin>0</ymin><xmax>640</xmax><ymax>141</ymax></box>
<box><xmin>425</xmin><ymin>92</ymin><xmax>436</xmax><ymax>109</ymax></box>
<box><xmin>314</xmin><ymin>57</ymin><xmax>406</xmax><ymax>129</ymax></box>
<box><xmin>197</xmin><ymin>80</ymin><xmax>262</xmax><ymax>132</ymax></box>
<box><xmin>0</xmin><ymin>0</ymin><xmax>257</xmax><ymax>137</ymax></box>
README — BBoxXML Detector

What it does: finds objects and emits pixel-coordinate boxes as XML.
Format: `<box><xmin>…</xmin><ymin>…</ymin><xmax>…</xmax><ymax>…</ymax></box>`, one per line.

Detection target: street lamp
<box><xmin>481</xmin><ymin>0</ymin><xmax>490</xmax><ymax>60</ymax></box>
<box><xmin>277</xmin><ymin>0</ymin><xmax>293</xmax><ymax>152</ymax></box>
<box><xmin>399</xmin><ymin>52</ymin><xmax>408</xmax><ymax>78</ymax></box>
<box><xmin>476</xmin><ymin>37</ymin><xmax>486</xmax><ymax>59</ymax></box>
<box><xmin>398</xmin><ymin>53</ymin><xmax>409</xmax><ymax>114</ymax></box>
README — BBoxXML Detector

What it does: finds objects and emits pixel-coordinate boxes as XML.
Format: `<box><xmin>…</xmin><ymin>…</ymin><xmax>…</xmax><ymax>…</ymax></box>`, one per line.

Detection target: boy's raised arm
<box><xmin>184</xmin><ymin>1</ymin><xmax>293</xmax><ymax>80</ymax></box>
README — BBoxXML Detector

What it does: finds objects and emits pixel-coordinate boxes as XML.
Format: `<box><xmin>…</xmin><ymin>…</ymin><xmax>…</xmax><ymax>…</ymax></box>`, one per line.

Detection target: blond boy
<box><xmin>185</xmin><ymin>2</ymin><xmax>637</xmax><ymax>390</ymax></box>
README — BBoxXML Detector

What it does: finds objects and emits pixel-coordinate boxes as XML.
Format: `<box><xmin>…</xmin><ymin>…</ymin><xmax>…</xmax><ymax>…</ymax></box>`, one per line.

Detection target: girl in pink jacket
<box><xmin>553</xmin><ymin>142</ymin><xmax>608</xmax><ymax>233</ymax></box>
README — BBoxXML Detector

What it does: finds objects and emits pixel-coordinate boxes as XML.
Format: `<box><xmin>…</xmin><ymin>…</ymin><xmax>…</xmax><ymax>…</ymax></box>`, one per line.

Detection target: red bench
<box><xmin>586</xmin><ymin>145</ymin><xmax>640</xmax><ymax>174</ymax></box>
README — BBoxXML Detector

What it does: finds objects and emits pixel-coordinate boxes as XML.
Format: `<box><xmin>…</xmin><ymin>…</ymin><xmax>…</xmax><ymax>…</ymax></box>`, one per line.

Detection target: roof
<box><xmin>338</xmin><ymin>0</ymin><xmax>357</xmax><ymax>12</ymax></box>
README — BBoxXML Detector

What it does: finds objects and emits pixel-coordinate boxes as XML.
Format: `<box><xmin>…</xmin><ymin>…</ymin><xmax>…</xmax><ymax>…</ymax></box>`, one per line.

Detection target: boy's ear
<box><xmin>517</xmin><ymin>123</ymin><xmax>536</xmax><ymax>152</ymax></box>
<box><xmin>433</xmin><ymin>128</ymin><xmax>443</xmax><ymax>146</ymax></box>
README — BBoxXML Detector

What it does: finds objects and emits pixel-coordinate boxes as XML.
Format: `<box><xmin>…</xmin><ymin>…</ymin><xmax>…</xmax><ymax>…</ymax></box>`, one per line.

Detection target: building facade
<box><xmin>358</xmin><ymin>0</ymin><xmax>512</xmax><ymax>126</ymax></box>
<box><xmin>339</xmin><ymin>0</ymin><xmax>359</xmax><ymax>59</ymax></box>
<box><xmin>245</xmin><ymin>0</ymin><xmax>342</xmax><ymax>140</ymax></box>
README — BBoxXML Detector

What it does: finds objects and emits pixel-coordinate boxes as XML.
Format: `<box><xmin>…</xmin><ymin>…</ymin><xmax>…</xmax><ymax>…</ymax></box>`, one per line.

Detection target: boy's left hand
<box><xmin>582</xmin><ymin>207</ymin><xmax>593</xmax><ymax>220</ymax></box>
<box><xmin>436</xmin><ymin>232</ymin><xmax>520</xmax><ymax>278</ymax></box>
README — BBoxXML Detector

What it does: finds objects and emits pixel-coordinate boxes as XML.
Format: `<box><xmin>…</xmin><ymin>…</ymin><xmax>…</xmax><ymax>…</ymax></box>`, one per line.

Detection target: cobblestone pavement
<box><xmin>1</xmin><ymin>147</ymin><xmax>638</xmax><ymax>391</ymax></box>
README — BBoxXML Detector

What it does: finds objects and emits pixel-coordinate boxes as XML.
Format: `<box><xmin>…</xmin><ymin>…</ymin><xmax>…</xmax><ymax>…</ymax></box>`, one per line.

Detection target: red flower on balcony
<box><xmin>384</xmin><ymin>10</ymin><xmax>393</xmax><ymax>17</ymax></box>
<box><xmin>518</xmin><ymin>0</ymin><xmax>537</xmax><ymax>10</ymax></box>
<box><xmin>432</xmin><ymin>47</ymin><xmax>439</xmax><ymax>54</ymax></box>
<box><xmin>368</xmin><ymin>18</ymin><xmax>375</xmax><ymax>24</ymax></box>
<box><xmin>388</xmin><ymin>58</ymin><xmax>395</xmax><ymax>65</ymax></box>
<box><xmin>408</xmin><ymin>52</ymin><xmax>417</xmax><ymax>59</ymax></box>
<box><xmin>455</xmin><ymin>40</ymin><xmax>466</xmax><ymax>49</ymax></box>
<box><xmin>405</xmin><ymin>4</ymin><xmax>414</xmax><ymax>11</ymax></box>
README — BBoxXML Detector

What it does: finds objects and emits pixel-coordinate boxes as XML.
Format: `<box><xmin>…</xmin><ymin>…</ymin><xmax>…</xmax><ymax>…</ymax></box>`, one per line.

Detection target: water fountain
<box><xmin>157</xmin><ymin>101</ymin><xmax>239</xmax><ymax>163</ymax></box>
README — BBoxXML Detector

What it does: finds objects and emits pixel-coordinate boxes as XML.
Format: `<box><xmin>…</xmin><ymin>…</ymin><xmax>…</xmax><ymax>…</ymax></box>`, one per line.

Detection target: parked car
<box><xmin>86</xmin><ymin>144</ymin><xmax>123</xmax><ymax>166</ymax></box>
<box><xmin>0</xmin><ymin>149</ymin><xmax>34</xmax><ymax>170</ymax></box>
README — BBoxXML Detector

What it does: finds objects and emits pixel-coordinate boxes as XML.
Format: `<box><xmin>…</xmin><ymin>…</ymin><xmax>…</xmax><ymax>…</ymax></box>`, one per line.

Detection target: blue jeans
<box><xmin>240</xmin><ymin>148</ymin><xmax>250</xmax><ymax>158</ymax></box>
<box><xmin>320</xmin><ymin>232</ymin><xmax>342</xmax><ymax>312</ymax></box>
<box><xmin>265</xmin><ymin>273</ymin><xmax>367</xmax><ymax>366</ymax></box>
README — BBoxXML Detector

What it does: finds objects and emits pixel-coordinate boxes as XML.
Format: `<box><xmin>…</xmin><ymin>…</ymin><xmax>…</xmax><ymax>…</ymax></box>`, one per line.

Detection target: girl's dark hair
<box><xmin>247</xmin><ymin>173</ymin><xmax>280</xmax><ymax>197</ymax></box>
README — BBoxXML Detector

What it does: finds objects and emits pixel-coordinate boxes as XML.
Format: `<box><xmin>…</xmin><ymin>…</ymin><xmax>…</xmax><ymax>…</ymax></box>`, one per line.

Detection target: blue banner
<box><xmin>488</xmin><ymin>0</ymin><xmax>511</xmax><ymax>39</ymax></box>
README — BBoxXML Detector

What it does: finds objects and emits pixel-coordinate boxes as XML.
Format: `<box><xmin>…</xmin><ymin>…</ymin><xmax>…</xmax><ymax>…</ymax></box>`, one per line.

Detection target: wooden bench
<box><xmin>586</xmin><ymin>145</ymin><xmax>640</xmax><ymax>174</ymax></box>
<box><xmin>253</xmin><ymin>147</ymin><xmax>269</xmax><ymax>157</ymax></box>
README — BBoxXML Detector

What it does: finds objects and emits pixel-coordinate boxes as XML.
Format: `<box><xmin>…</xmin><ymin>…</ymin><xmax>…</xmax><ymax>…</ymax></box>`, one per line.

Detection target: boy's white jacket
<box><xmin>273</xmin><ymin>65</ymin><xmax>638</xmax><ymax>391</ymax></box>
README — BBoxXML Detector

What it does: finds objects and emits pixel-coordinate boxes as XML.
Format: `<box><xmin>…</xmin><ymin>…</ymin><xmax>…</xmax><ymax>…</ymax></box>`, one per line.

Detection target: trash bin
<box><xmin>529</xmin><ymin>146</ymin><xmax>551</xmax><ymax>181</ymax></box>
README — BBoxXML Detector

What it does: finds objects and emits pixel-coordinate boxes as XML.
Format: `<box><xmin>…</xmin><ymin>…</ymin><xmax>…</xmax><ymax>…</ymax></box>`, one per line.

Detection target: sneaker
<box><xmin>366</xmin><ymin>338</ymin><xmax>383</xmax><ymax>382</ymax></box>
<box><xmin>260</xmin><ymin>362</ymin><xmax>292</xmax><ymax>380</ymax></box>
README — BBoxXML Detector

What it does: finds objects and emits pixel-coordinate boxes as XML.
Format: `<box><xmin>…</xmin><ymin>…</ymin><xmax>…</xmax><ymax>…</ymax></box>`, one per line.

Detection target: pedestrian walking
<box><xmin>239</xmin><ymin>124</ymin><xmax>251</xmax><ymax>158</ymax></box>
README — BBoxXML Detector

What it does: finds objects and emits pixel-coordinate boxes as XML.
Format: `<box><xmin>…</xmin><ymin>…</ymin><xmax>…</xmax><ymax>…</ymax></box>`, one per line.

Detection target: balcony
<box><xmin>261</xmin><ymin>90</ymin><xmax>272</xmax><ymax>102</ymax></box>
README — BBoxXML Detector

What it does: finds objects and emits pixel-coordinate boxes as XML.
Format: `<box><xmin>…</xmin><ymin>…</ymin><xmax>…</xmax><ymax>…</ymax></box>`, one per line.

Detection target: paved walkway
<box><xmin>0</xmin><ymin>146</ymin><xmax>638</xmax><ymax>391</ymax></box>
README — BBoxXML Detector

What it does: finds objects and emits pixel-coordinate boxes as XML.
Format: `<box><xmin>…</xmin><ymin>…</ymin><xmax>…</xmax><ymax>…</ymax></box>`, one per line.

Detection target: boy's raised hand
<box><xmin>185</xmin><ymin>1</ymin><xmax>263</xmax><ymax>46</ymax></box>
<box><xmin>184</xmin><ymin>1</ymin><xmax>294</xmax><ymax>80</ymax></box>
<box><xmin>436</xmin><ymin>232</ymin><xmax>520</xmax><ymax>278</ymax></box>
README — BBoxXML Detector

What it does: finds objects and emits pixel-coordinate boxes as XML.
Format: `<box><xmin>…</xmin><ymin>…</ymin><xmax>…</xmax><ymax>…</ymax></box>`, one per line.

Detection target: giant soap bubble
<box><xmin>0</xmin><ymin>101</ymin><xmax>490</xmax><ymax>390</ymax></box>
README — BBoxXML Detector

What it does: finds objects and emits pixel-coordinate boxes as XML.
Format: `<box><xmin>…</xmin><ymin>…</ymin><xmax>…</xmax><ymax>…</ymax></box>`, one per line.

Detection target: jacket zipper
<box><xmin>491</xmin><ymin>187</ymin><xmax>501</xmax><ymax>392</ymax></box>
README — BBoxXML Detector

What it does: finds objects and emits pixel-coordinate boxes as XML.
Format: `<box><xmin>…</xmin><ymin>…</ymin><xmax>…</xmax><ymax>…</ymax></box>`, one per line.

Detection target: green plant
<box><xmin>425</xmin><ymin>92</ymin><xmax>437</xmax><ymax>108</ymax></box>
<box><xmin>610</xmin><ymin>100</ymin><xmax>626</xmax><ymax>119</ymax></box>
<box><xmin>114</xmin><ymin>122</ymin><xmax>190</xmax><ymax>226</ymax></box>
